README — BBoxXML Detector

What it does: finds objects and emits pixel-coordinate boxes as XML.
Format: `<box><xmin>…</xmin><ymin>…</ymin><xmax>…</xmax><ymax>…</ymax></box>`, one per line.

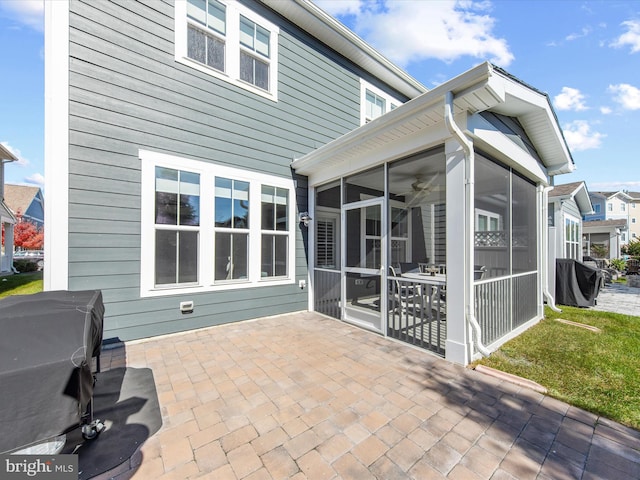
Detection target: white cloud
<box><xmin>0</xmin><ymin>141</ymin><xmax>29</xmax><ymax>167</ymax></box>
<box><xmin>25</xmin><ymin>173</ymin><xmax>44</xmax><ymax>186</ymax></box>
<box><xmin>314</xmin><ymin>0</ymin><xmax>364</xmax><ymax>17</ymax></box>
<box><xmin>554</xmin><ymin>87</ymin><xmax>588</xmax><ymax>111</ymax></box>
<box><xmin>600</xmin><ymin>106</ymin><xmax>612</xmax><ymax>115</ymax></box>
<box><xmin>0</xmin><ymin>0</ymin><xmax>44</xmax><ymax>32</ymax></box>
<box><xmin>562</xmin><ymin>120</ymin><xmax>605</xmax><ymax>152</ymax></box>
<box><xmin>610</xmin><ymin>20</ymin><xmax>640</xmax><ymax>53</ymax></box>
<box><xmin>608</xmin><ymin>83</ymin><xmax>640</xmax><ymax>110</ymax></box>
<box><xmin>566</xmin><ymin>26</ymin><xmax>592</xmax><ymax>42</ymax></box>
<box><xmin>315</xmin><ymin>0</ymin><xmax>514</xmax><ymax>67</ymax></box>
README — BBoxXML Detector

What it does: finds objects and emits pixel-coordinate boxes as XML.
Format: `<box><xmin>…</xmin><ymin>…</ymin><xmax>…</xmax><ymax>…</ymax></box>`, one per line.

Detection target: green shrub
<box><xmin>610</xmin><ymin>258</ymin><xmax>626</xmax><ymax>271</ymax></box>
<box><xmin>13</xmin><ymin>259</ymin><xmax>39</xmax><ymax>273</ymax></box>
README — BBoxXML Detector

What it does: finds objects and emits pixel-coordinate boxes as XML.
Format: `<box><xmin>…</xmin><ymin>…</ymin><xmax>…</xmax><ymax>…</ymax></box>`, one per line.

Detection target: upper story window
<box><xmin>593</xmin><ymin>204</ymin><xmax>601</xmax><ymax>214</ymax></box>
<box><xmin>140</xmin><ymin>150</ymin><xmax>295</xmax><ymax>297</ymax></box>
<box><xmin>361</xmin><ymin>80</ymin><xmax>402</xmax><ymax>124</ymax></box>
<box><xmin>621</xmin><ymin>203</ymin><xmax>626</xmax><ymax>212</ymax></box>
<box><xmin>176</xmin><ymin>0</ymin><xmax>279</xmax><ymax>100</ymax></box>
<box><xmin>607</xmin><ymin>203</ymin><xmax>613</xmax><ymax>212</ymax></box>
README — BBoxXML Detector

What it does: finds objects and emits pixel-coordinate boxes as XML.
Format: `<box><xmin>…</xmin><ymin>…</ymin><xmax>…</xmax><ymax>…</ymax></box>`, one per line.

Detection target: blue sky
<box><xmin>0</xmin><ymin>0</ymin><xmax>639</xmax><ymax>193</ymax></box>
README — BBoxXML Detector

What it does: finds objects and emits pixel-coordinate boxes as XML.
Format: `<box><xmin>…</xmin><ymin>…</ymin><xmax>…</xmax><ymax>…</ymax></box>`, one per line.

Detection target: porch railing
<box><xmin>387</xmin><ymin>276</ymin><xmax>446</xmax><ymax>356</ymax></box>
<box><xmin>475</xmin><ymin>271</ymin><xmax>538</xmax><ymax>346</ymax></box>
<box><xmin>314</xmin><ymin>269</ymin><xmax>341</xmax><ymax>319</ymax></box>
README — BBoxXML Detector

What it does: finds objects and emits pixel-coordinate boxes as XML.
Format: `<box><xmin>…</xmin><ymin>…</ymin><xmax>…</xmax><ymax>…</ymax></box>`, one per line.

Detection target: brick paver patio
<box><xmin>98</xmin><ymin>311</ymin><xmax>640</xmax><ymax>479</ymax></box>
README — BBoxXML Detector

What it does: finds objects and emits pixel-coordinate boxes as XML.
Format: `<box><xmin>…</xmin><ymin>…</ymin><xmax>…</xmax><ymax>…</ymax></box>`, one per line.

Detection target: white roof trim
<box><xmin>0</xmin><ymin>143</ymin><xmax>17</xmax><ymax>162</ymax></box>
<box><xmin>292</xmin><ymin>62</ymin><xmax>574</xmax><ymax>181</ymax></box>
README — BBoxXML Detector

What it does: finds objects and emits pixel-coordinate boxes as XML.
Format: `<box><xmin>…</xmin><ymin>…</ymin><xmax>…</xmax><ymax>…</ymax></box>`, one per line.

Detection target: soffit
<box><xmin>292</xmin><ymin>63</ymin><xmax>573</xmax><ymax>181</ymax></box>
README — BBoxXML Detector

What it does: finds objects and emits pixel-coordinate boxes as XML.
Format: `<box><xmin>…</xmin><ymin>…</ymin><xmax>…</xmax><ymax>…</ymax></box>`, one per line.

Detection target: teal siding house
<box><xmin>45</xmin><ymin>0</ymin><xmax>574</xmax><ymax>365</ymax></box>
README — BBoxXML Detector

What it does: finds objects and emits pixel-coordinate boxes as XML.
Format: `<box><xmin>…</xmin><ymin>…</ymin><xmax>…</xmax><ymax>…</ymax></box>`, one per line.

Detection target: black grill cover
<box><xmin>0</xmin><ymin>290</ymin><xmax>104</xmax><ymax>453</ymax></box>
<box><xmin>555</xmin><ymin>259</ymin><xmax>603</xmax><ymax>307</ymax></box>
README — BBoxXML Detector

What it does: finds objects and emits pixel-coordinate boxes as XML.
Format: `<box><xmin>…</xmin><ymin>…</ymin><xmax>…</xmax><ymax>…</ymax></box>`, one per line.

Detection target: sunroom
<box><xmin>292</xmin><ymin>63</ymin><xmax>574</xmax><ymax>365</ymax></box>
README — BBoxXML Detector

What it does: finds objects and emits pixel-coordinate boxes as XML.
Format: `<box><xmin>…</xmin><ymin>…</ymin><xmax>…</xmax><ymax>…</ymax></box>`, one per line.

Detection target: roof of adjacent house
<box><xmin>4</xmin><ymin>184</ymin><xmax>42</xmax><ymax>217</ymax></box>
<box><xmin>0</xmin><ymin>143</ymin><xmax>18</xmax><ymax>162</ymax></box>
<box><xmin>549</xmin><ymin>181</ymin><xmax>593</xmax><ymax>215</ymax></box>
<box><xmin>590</xmin><ymin>190</ymin><xmax>640</xmax><ymax>201</ymax></box>
<box><xmin>583</xmin><ymin>218</ymin><xmax>628</xmax><ymax>228</ymax></box>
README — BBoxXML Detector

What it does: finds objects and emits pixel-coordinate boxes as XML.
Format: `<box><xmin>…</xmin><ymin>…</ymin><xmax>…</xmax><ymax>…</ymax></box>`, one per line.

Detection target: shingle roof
<box><xmin>3</xmin><ymin>184</ymin><xmax>41</xmax><ymax>217</ymax></box>
<box><xmin>549</xmin><ymin>181</ymin><xmax>584</xmax><ymax>198</ymax></box>
<box><xmin>583</xmin><ymin>219</ymin><xmax>627</xmax><ymax>227</ymax></box>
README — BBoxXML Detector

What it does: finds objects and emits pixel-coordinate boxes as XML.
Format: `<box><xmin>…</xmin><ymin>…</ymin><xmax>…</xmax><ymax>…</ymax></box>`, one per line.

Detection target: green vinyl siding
<box><xmin>65</xmin><ymin>0</ymin><xmax>407</xmax><ymax>341</ymax></box>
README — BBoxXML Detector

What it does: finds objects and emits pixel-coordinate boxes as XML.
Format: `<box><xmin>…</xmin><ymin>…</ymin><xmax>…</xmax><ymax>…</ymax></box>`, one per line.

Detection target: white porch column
<box><xmin>445</xmin><ymin>138</ymin><xmax>470</xmax><ymax>364</ymax></box>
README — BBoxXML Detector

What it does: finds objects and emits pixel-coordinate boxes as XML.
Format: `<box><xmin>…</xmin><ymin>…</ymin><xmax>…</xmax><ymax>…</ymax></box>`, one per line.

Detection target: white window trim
<box><xmin>140</xmin><ymin>149</ymin><xmax>295</xmax><ymax>297</ymax></box>
<box><xmin>564</xmin><ymin>214</ymin><xmax>580</xmax><ymax>260</ymax></box>
<box><xmin>175</xmin><ymin>0</ymin><xmax>279</xmax><ymax>101</ymax></box>
<box><xmin>360</xmin><ymin>79</ymin><xmax>402</xmax><ymax>125</ymax></box>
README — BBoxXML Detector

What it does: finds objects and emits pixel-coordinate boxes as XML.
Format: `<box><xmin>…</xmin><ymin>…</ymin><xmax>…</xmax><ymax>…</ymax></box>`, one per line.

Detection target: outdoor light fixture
<box><xmin>299</xmin><ymin>212</ymin><xmax>311</xmax><ymax>227</ymax></box>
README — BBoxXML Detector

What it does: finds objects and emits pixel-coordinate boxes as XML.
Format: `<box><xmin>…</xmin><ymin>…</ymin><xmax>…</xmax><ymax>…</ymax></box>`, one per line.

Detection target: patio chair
<box><xmin>388</xmin><ymin>266</ymin><xmax>420</xmax><ymax>313</ymax></box>
<box><xmin>474</xmin><ymin>265</ymin><xmax>487</xmax><ymax>280</ymax></box>
<box><xmin>399</xmin><ymin>262</ymin><xmax>420</xmax><ymax>274</ymax></box>
<box><xmin>627</xmin><ymin>259</ymin><xmax>639</xmax><ymax>275</ymax></box>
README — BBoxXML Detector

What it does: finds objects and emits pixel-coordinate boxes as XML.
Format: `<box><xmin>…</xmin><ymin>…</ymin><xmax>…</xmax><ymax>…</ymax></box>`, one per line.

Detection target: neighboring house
<box><xmin>627</xmin><ymin>191</ymin><xmax>640</xmax><ymax>242</ymax></box>
<box><xmin>583</xmin><ymin>219</ymin><xmax>627</xmax><ymax>260</ymax></box>
<box><xmin>584</xmin><ymin>190</ymin><xmax>638</xmax><ymax>256</ymax></box>
<box><xmin>45</xmin><ymin>0</ymin><xmax>574</xmax><ymax>366</ymax></box>
<box><xmin>4</xmin><ymin>184</ymin><xmax>45</xmax><ymax>230</ymax></box>
<box><xmin>0</xmin><ymin>144</ymin><xmax>17</xmax><ymax>274</ymax></box>
<box><xmin>546</xmin><ymin>181</ymin><xmax>593</xmax><ymax>297</ymax></box>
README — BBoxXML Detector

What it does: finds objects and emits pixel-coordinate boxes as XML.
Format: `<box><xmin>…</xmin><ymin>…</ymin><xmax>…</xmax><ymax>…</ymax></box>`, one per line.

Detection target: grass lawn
<box><xmin>0</xmin><ymin>272</ymin><xmax>44</xmax><ymax>299</ymax></box>
<box><xmin>473</xmin><ymin>305</ymin><xmax>640</xmax><ymax>430</ymax></box>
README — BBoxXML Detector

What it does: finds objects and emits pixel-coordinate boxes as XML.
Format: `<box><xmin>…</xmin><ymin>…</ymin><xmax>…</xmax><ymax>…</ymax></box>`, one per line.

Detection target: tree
<box><xmin>622</xmin><ymin>239</ymin><xmax>640</xmax><ymax>258</ymax></box>
<box><xmin>14</xmin><ymin>220</ymin><xmax>44</xmax><ymax>250</ymax></box>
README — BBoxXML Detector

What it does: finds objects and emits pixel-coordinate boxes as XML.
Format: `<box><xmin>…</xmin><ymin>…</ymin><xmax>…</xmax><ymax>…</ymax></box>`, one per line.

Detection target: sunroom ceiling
<box><xmin>292</xmin><ymin>63</ymin><xmax>574</xmax><ymax>183</ymax></box>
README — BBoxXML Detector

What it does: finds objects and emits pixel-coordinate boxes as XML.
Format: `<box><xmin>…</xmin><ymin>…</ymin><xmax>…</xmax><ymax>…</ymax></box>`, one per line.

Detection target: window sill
<box><xmin>141</xmin><ymin>276</ymin><xmax>294</xmax><ymax>298</ymax></box>
<box><xmin>175</xmin><ymin>55</ymin><xmax>278</xmax><ymax>102</ymax></box>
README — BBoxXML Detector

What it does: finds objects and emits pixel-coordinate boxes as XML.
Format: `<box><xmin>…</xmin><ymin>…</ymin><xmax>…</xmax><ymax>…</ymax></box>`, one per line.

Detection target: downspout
<box><xmin>542</xmin><ymin>185</ymin><xmax>561</xmax><ymax>312</ymax></box>
<box><xmin>444</xmin><ymin>91</ymin><xmax>491</xmax><ymax>358</ymax></box>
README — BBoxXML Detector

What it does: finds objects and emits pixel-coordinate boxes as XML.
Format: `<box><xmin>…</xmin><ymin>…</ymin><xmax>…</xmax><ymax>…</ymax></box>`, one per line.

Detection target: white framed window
<box><xmin>633</xmin><ymin>217</ymin><xmax>637</xmax><ymax>224</ymax></box>
<box><xmin>475</xmin><ymin>208</ymin><xmax>502</xmax><ymax>231</ymax></box>
<box><xmin>564</xmin><ymin>215</ymin><xmax>580</xmax><ymax>260</ymax></box>
<box><xmin>140</xmin><ymin>150</ymin><xmax>295</xmax><ymax>297</ymax></box>
<box><xmin>360</xmin><ymin>79</ymin><xmax>402</xmax><ymax>124</ymax></box>
<box><xmin>175</xmin><ymin>0</ymin><xmax>279</xmax><ymax>100</ymax></box>
<box><xmin>593</xmin><ymin>204</ymin><xmax>600</xmax><ymax>214</ymax></box>
<box><xmin>607</xmin><ymin>203</ymin><xmax>613</xmax><ymax>212</ymax></box>
<box><xmin>621</xmin><ymin>203</ymin><xmax>626</xmax><ymax>212</ymax></box>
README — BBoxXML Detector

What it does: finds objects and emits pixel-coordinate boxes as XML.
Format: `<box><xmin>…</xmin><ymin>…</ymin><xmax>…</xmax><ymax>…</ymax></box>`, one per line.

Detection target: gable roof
<box><xmin>292</xmin><ymin>62</ymin><xmax>574</xmax><ymax>183</ymax></box>
<box><xmin>263</xmin><ymin>0</ymin><xmax>426</xmax><ymax>99</ymax></box>
<box><xmin>549</xmin><ymin>181</ymin><xmax>593</xmax><ymax>215</ymax></box>
<box><xmin>0</xmin><ymin>143</ymin><xmax>18</xmax><ymax>162</ymax></box>
<box><xmin>4</xmin><ymin>184</ymin><xmax>42</xmax><ymax>217</ymax></box>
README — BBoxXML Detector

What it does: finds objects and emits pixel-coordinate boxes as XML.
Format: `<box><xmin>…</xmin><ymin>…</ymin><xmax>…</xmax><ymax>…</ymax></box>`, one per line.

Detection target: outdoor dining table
<box><xmin>401</xmin><ymin>272</ymin><xmax>447</xmax><ymax>285</ymax></box>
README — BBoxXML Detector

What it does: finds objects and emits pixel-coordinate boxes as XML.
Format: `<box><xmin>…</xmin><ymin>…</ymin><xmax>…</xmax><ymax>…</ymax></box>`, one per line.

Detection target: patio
<box><xmin>96</xmin><ymin>311</ymin><xmax>640</xmax><ymax>479</ymax></box>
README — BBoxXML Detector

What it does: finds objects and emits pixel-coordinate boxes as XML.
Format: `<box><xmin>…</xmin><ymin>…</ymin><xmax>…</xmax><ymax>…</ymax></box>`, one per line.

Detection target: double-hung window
<box><xmin>141</xmin><ymin>150</ymin><xmax>294</xmax><ymax>297</ymax></box>
<box><xmin>176</xmin><ymin>0</ymin><xmax>279</xmax><ymax>100</ymax></box>
<box><xmin>187</xmin><ymin>0</ymin><xmax>226</xmax><ymax>72</ymax></box>
<box><xmin>214</xmin><ymin>177</ymin><xmax>249</xmax><ymax>281</ymax></box>
<box><xmin>154</xmin><ymin>167</ymin><xmax>200</xmax><ymax>286</ymax></box>
<box><xmin>360</xmin><ymin>80</ymin><xmax>402</xmax><ymax>124</ymax></box>
<box><xmin>239</xmin><ymin>16</ymin><xmax>270</xmax><ymax>91</ymax></box>
<box><xmin>260</xmin><ymin>186</ymin><xmax>288</xmax><ymax>277</ymax></box>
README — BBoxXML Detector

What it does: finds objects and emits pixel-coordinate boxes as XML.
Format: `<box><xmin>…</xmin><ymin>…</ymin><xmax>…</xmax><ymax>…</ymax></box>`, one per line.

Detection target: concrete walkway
<box><xmin>591</xmin><ymin>281</ymin><xmax>640</xmax><ymax>316</ymax></box>
<box><xmin>97</xmin><ymin>311</ymin><xmax>640</xmax><ymax>480</ymax></box>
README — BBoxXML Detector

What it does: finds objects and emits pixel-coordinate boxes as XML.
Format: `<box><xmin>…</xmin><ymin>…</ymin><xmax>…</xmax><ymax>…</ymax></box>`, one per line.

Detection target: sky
<box><xmin>0</xmin><ymin>0</ymin><xmax>639</xmax><ymax>193</ymax></box>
